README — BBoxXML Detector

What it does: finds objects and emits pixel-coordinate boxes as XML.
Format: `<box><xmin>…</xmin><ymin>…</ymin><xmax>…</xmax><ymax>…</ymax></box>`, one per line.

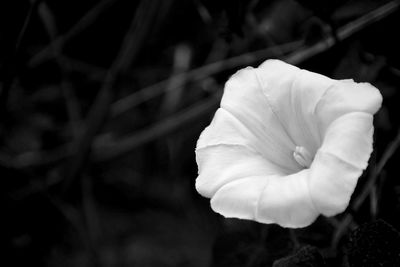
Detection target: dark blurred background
<box><xmin>2</xmin><ymin>0</ymin><xmax>400</xmax><ymax>266</ymax></box>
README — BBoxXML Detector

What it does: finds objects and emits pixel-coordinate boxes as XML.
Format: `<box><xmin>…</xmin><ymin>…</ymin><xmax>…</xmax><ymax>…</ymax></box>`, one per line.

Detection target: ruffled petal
<box><xmin>320</xmin><ymin>112</ymin><xmax>374</xmax><ymax>170</ymax></box>
<box><xmin>308</xmin><ymin>150</ymin><xmax>364</xmax><ymax>217</ymax></box>
<box><xmin>308</xmin><ymin>112</ymin><xmax>374</xmax><ymax>216</ymax></box>
<box><xmin>196</xmin><ymin>145</ymin><xmax>286</xmax><ymax>198</ymax></box>
<box><xmin>315</xmin><ymin>80</ymin><xmax>382</xmax><ymax>132</ymax></box>
<box><xmin>210</xmin><ymin>176</ymin><xmax>271</xmax><ymax>221</ymax></box>
<box><xmin>211</xmin><ymin>169</ymin><xmax>319</xmax><ymax>228</ymax></box>
<box><xmin>256</xmin><ymin>170</ymin><xmax>319</xmax><ymax>228</ymax></box>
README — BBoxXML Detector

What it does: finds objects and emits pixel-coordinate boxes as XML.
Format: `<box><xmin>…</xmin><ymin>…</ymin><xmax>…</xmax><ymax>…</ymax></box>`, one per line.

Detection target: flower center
<box><xmin>293</xmin><ymin>146</ymin><xmax>313</xmax><ymax>168</ymax></box>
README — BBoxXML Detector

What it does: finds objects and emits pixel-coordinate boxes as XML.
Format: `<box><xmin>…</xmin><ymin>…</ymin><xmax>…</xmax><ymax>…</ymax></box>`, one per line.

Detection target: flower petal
<box><xmin>211</xmin><ymin>169</ymin><xmax>319</xmax><ymax>228</ymax></box>
<box><xmin>308</xmin><ymin>112</ymin><xmax>374</xmax><ymax>216</ymax></box>
<box><xmin>255</xmin><ymin>60</ymin><xmax>335</xmax><ymax>156</ymax></box>
<box><xmin>315</xmin><ymin>80</ymin><xmax>382</xmax><ymax>132</ymax></box>
<box><xmin>206</xmin><ymin>65</ymin><xmax>304</xmax><ymax>171</ymax></box>
<box><xmin>196</xmin><ymin>108</ymin><xmax>257</xmax><ymax>150</ymax></box>
<box><xmin>320</xmin><ymin>112</ymin><xmax>374</xmax><ymax>170</ymax></box>
<box><xmin>308</xmin><ymin>150</ymin><xmax>363</xmax><ymax>216</ymax></box>
<box><xmin>210</xmin><ymin>176</ymin><xmax>271</xmax><ymax>222</ymax></box>
<box><xmin>197</xmin><ymin>108</ymin><xmax>297</xmax><ymax>172</ymax></box>
<box><xmin>196</xmin><ymin>145</ymin><xmax>286</xmax><ymax>198</ymax></box>
<box><xmin>256</xmin><ymin>170</ymin><xmax>319</xmax><ymax>228</ymax></box>
<box><xmin>195</xmin><ymin>59</ymin><xmax>383</xmax><ymax>228</ymax></box>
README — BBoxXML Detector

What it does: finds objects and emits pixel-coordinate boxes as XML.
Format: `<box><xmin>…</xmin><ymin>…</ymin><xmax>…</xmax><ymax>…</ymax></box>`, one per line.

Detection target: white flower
<box><xmin>195</xmin><ymin>59</ymin><xmax>382</xmax><ymax>228</ymax></box>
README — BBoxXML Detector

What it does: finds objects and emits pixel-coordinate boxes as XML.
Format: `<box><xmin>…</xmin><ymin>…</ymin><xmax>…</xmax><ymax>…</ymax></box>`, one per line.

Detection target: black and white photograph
<box><xmin>2</xmin><ymin>0</ymin><xmax>400</xmax><ymax>266</ymax></box>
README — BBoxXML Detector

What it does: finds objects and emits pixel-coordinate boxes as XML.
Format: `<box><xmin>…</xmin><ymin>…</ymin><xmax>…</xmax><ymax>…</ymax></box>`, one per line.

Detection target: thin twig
<box><xmin>62</xmin><ymin>0</ymin><xmax>160</xmax><ymax>190</ymax></box>
<box><xmin>28</xmin><ymin>0</ymin><xmax>118</xmax><ymax>67</ymax></box>
<box><xmin>111</xmin><ymin>0</ymin><xmax>400</xmax><ymax>117</ymax></box>
<box><xmin>81</xmin><ymin>175</ymin><xmax>103</xmax><ymax>267</ymax></box>
<box><xmin>38</xmin><ymin>1</ymin><xmax>82</xmax><ymax>137</ymax></box>
<box><xmin>101</xmin><ymin>0</ymin><xmax>400</xmax><ymax>161</ymax></box>
<box><xmin>285</xmin><ymin>0</ymin><xmax>400</xmax><ymax>65</ymax></box>
<box><xmin>289</xmin><ymin>229</ymin><xmax>301</xmax><ymax>249</ymax></box>
<box><xmin>58</xmin><ymin>55</ymin><xmax>107</xmax><ymax>80</ymax></box>
<box><xmin>111</xmin><ymin>40</ymin><xmax>303</xmax><ymax>116</ymax></box>
<box><xmin>0</xmin><ymin>0</ymin><xmax>40</xmax><ymax>115</ymax></box>
<box><xmin>353</xmin><ymin>129</ymin><xmax>400</xmax><ymax>211</ymax></box>
<box><xmin>338</xmin><ymin>0</ymin><xmax>400</xmax><ymax>40</ymax></box>
<box><xmin>6</xmin><ymin>0</ymin><xmax>400</xmax><ymax>169</ymax></box>
<box><xmin>92</xmin><ymin>91</ymin><xmax>222</xmax><ymax>162</ymax></box>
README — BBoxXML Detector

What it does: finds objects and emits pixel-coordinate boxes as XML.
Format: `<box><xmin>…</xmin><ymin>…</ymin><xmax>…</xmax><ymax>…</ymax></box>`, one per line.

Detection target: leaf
<box><xmin>345</xmin><ymin>219</ymin><xmax>400</xmax><ymax>267</ymax></box>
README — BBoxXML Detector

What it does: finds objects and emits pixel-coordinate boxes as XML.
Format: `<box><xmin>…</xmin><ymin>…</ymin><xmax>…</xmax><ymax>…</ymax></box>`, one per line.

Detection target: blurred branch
<box><xmin>6</xmin><ymin>0</ymin><xmax>400</xmax><ymax>169</ymax></box>
<box><xmin>0</xmin><ymin>0</ymin><xmax>40</xmax><ymax>116</ymax></box>
<box><xmin>353</xmin><ymin>129</ymin><xmax>400</xmax><ymax>211</ymax></box>
<box><xmin>81</xmin><ymin>175</ymin><xmax>103</xmax><ymax>267</ymax></box>
<box><xmin>111</xmin><ymin>40</ymin><xmax>303</xmax><ymax>116</ymax></box>
<box><xmin>59</xmin><ymin>55</ymin><xmax>107</xmax><ymax>80</ymax></box>
<box><xmin>28</xmin><ymin>0</ymin><xmax>118</xmax><ymax>67</ymax></box>
<box><xmin>38</xmin><ymin>1</ymin><xmax>82</xmax><ymax>137</ymax></box>
<box><xmin>16</xmin><ymin>0</ymin><xmax>40</xmax><ymax>50</ymax></box>
<box><xmin>47</xmin><ymin>194</ymin><xmax>103</xmax><ymax>266</ymax></box>
<box><xmin>62</xmin><ymin>0</ymin><xmax>161</xmax><ymax>190</ymax></box>
<box><xmin>286</xmin><ymin>0</ymin><xmax>400</xmax><ymax>65</ymax></box>
<box><xmin>160</xmin><ymin>44</ymin><xmax>193</xmax><ymax>115</ymax></box>
<box><xmin>93</xmin><ymin>90</ymin><xmax>222</xmax><ymax>162</ymax></box>
<box><xmin>338</xmin><ymin>0</ymin><xmax>400</xmax><ymax>40</ymax></box>
<box><xmin>101</xmin><ymin>0</ymin><xmax>400</xmax><ymax>161</ymax></box>
<box><xmin>111</xmin><ymin>0</ymin><xmax>400</xmax><ymax>117</ymax></box>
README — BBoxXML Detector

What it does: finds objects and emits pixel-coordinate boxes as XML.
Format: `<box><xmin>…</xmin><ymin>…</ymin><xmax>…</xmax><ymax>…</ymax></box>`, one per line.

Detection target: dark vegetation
<box><xmin>2</xmin><ymin>0</ymin><xmax>400</xmax><ymax>266</ymax></box>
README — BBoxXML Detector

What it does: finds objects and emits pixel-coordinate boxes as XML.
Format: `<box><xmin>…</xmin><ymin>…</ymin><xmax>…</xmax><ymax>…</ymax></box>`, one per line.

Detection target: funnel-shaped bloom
<box><xmin>195</xmin><ymin>59</ymin><xmax>382</xmax><ymax>228</ymax></box>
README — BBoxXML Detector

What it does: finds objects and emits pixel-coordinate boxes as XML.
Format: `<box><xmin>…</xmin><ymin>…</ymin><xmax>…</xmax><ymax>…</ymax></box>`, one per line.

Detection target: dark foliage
<box><xmin>345</xmin><ymin>220</ymin><xmax>400</xmax><ymax>267</ymax></box>
<box><xmin>273</xmin><ymin>245</ymin><xmax>326</xmax><ymax>267</ymax></box>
